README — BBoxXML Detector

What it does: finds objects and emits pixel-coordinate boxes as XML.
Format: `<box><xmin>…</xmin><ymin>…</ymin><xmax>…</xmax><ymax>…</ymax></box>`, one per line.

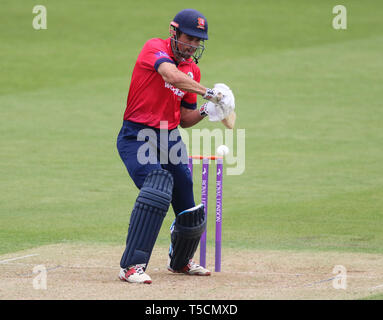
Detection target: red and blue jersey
<box><xmin>123</xmin><ymin>37</ymin><xmax>201</xmax><ymax>129</ymax></box>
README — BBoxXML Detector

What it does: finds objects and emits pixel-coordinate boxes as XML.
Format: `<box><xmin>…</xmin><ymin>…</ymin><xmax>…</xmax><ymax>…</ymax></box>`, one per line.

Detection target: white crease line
<box><xmin>235</xmin><ymin>271</ymin><xmax>382</xmax><ymax>279</ymax></box>
<box><xmin>17</xmin><ymin>265</ymin><xmax>63</xmax><ymax>277</ymax></box>
<box><xmin>236</xmin><ymin>271</ymin><xmax>305</xmax><ymax>276</ymax></box>
<box><xmin>369</xmin><ymin>284</ymin><xmax>383</xmax><ymax>290</ymax></box>
<box><xmin>0</xmin><ymin>254</ymin><xmax>39</xmax><ymax>264</ymax></box>
<box><xmin>0</xmin><ymin>262</ymin><xmax>116</xmax><ymax>269</ymax></box>
<box><xmin>1</xmin><ymin>263</ymin><xmax>382</xmax><ymax>279</ymax></box>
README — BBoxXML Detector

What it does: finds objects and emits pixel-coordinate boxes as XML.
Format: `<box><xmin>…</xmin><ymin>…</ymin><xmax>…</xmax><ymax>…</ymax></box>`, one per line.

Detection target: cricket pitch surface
<box><xmin>1</xmin><ymin>244</ymin><xmax>382</xmax><ymax>300</ymax></box>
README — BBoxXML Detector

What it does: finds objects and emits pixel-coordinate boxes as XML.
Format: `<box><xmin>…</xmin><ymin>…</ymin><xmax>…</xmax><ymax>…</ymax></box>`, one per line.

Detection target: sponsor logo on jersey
<box><xmin>155</xmin><ymin>51</ymin><xmax>170</xmax><ymax>58</ymax></box>
<box><xmin>165</xmin><ymin>82</ymin><xmax>185</xmax><ymax>98</ymax></box>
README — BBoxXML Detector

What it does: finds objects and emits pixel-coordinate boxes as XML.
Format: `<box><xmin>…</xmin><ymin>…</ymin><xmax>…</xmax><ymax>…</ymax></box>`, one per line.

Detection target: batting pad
<box><xmin>120</xmin><ymin>169</ymin><xmax>173</xmax><ymax>269</ymax></box>
<box><xmin>169</xmin><ymin>204</ymin><xmax>206</xmax><ymax>271</ymax></box>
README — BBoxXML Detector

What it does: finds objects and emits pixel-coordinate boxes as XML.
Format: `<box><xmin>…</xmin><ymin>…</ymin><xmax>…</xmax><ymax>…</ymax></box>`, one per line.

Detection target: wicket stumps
<box><xmin>188</xmin><ymin>155</ymin><xmax>223</xmax><ymax>272</ymax></box>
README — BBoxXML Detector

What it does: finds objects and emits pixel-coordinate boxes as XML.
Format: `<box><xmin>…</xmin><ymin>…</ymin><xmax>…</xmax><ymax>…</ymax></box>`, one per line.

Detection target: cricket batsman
<box><xmin>116</xmin><ymin>8</ymin><xmax>235</xmax><ymax>284</ymax></box>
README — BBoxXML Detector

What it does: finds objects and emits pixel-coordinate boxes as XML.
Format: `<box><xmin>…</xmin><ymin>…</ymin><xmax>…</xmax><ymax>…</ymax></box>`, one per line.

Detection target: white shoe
<box><xmin>167</xmin><ymin>258</ymin><xmax>211</xmax><ymax>276</ymax></box>
<box><xmin>119</xmin><ymin>265</ymin><xmax>152</xmax><ymax>284</ymax></box>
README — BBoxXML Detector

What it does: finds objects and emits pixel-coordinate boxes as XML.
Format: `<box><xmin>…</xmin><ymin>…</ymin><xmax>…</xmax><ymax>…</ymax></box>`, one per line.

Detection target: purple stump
<box><xmin>215</xmin><ymin>158</ymin><xmax>223</xmax><ymax>272</ymax></box>
<box><xmin>200</xmin><ymin>157</ymin><xmax>209</xmax><ymax>268</ymax></box>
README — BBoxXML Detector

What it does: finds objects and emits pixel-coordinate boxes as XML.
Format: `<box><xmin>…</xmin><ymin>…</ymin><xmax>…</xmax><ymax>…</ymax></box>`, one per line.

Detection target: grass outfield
<box><xmin>360</xmin><ymin>293</ymin><xmax>383</xmax><ymax>300</ymax></box>
<box><xmin>1</xmin><ymin>0</ymin><xmax>383</xmax><ymax>292</ymax></box>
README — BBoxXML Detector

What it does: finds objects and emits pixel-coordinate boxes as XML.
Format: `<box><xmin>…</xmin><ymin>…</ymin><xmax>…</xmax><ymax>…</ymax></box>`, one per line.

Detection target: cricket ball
<box><xmin>216</xmin><ymin>145</ymin><xmax>229</xmax><ymax>156</ymax></box>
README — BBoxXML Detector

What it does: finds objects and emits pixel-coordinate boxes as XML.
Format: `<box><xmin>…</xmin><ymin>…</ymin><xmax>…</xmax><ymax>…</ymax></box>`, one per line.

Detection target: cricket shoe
<box><xmin>119</xmin><ymin>264</ymin><xmax>152</xmax><ymax>284</ymax></box>
<box><xmin>167</xmin><ymin>258</ymin><xmax>211</xmax><ymax>276</ymax></box>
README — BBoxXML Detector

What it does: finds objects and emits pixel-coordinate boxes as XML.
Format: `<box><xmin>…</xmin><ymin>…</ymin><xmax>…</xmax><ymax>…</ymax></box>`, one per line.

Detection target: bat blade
<box><xmin>221</xmin><ymin>111</ymin><xmax>236</xmax><ymax>129</ymax></box>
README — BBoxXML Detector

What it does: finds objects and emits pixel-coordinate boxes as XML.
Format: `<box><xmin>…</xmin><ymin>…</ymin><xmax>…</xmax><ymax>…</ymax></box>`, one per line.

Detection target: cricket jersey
<box><xmin>123</xmin><ymin>37</ymin><xmax>201</xmax><ymax>130</ymax></box>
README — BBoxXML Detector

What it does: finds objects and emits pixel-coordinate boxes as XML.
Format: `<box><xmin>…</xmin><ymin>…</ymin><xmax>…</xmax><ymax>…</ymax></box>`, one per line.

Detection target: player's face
<box><xmin>176</xmin><ymin>33</ymin><xmax>201</xmax><ymax>60</ymax></box>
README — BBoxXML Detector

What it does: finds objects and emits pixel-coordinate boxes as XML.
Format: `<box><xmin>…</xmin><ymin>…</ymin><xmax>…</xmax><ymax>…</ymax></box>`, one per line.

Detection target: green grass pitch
<box><xmin>1</xmin><ymin>0</ymin><xmax>383</xmax><ymax>294</ymax></box>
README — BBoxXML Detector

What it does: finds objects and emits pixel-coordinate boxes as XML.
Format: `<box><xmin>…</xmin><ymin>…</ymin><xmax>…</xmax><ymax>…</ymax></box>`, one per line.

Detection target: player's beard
<box><xmin>175</xmin><ymin>42</ymin><xmax>194</xmax><ymax>60</ymax></box>
<box><xmin>178</xmin><ymin>49</ymin><xmax>194</xmax><ymax>60</ymax></box>
<box><xmin>171</xmin><ymin>38</ymin><xmax>204</xmax><ymax>63</ymax></box>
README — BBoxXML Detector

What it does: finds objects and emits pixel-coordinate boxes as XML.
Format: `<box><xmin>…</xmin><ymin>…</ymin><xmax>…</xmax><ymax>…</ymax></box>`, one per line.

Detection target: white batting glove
<box><xmin>199</xmin><ymin>102</ymin><xmax>225</xmax><ymax>122</ymax></box>
<box><xmin>202</xmin><ymin>88</ymin><xmax>223</xmax><ymax>104</ymax></box>
<box><xmin>201</xmin><ymin>83</ymin><xmax>235</xmax><ymax>122</ymax></box>
<box><xmin>213</xmin><ymin>83</ymin><xmax>235</xmax><ymax>116</ymax></box>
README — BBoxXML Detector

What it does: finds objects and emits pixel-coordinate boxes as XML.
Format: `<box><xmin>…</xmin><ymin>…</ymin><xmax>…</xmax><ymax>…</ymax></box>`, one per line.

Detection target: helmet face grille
<box><xmin>169</xmin><ymin>27</ymin><xmax>205</xmax><ymax>64</ymax></box>
<box><xmin>192</xmin><ymin>42</ymin><xmax>205</xmax><ymax>64</ymax></box>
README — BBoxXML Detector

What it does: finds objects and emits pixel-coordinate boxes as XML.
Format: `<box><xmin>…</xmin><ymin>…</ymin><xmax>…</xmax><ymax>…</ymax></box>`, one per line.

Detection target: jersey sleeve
<box><xmin>180</xmin><ymin>65</ymin><xmax>201</xmax><ymax>110</ymax></box>
<box><xmin>139</xmin><ymin>39</ymin><xmax>175</xmax><ymax>72</ymax></box>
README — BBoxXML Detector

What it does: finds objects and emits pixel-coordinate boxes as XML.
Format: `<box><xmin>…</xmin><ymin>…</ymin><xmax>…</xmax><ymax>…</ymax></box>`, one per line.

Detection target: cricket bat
<box><xmin>221</xmin><ymin>111</ymin><xmax>236</xmax><ymax>129</ymax></box>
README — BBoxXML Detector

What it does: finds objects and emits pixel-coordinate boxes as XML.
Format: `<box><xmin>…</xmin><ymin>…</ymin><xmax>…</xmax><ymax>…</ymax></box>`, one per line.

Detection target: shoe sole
<box><xmin>119</xmin><ymin>276</ymin><xmax>152</xmax><ymax>284</ymax></box>
<box><xmin>167</xmin><ymin>267</ymin><xmax>211</xmax><ymax>276</ymax></box>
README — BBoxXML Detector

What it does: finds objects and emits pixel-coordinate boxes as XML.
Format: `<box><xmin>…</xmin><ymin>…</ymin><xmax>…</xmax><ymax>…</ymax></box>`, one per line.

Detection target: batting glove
<box><xmin>199</xmin><ymin>103</ymin><xmax>209</xmax><ymax>117</ymax></box>
<box><xmin>199</xmin><ymin>102</ymin><xmax>226</xmax><ymax>122</ymax></box>
<box><xmin>203</xmin><ymin>88</ymin><xmax>223</xmax><ymax>104</ymax></box>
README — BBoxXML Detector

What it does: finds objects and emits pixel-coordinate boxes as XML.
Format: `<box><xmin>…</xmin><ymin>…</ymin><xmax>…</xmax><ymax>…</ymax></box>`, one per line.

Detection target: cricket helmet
<box><xmin>169</xmin><ymin>9</ymin><xmax>208</xmax><ymax>63</ymax></box>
